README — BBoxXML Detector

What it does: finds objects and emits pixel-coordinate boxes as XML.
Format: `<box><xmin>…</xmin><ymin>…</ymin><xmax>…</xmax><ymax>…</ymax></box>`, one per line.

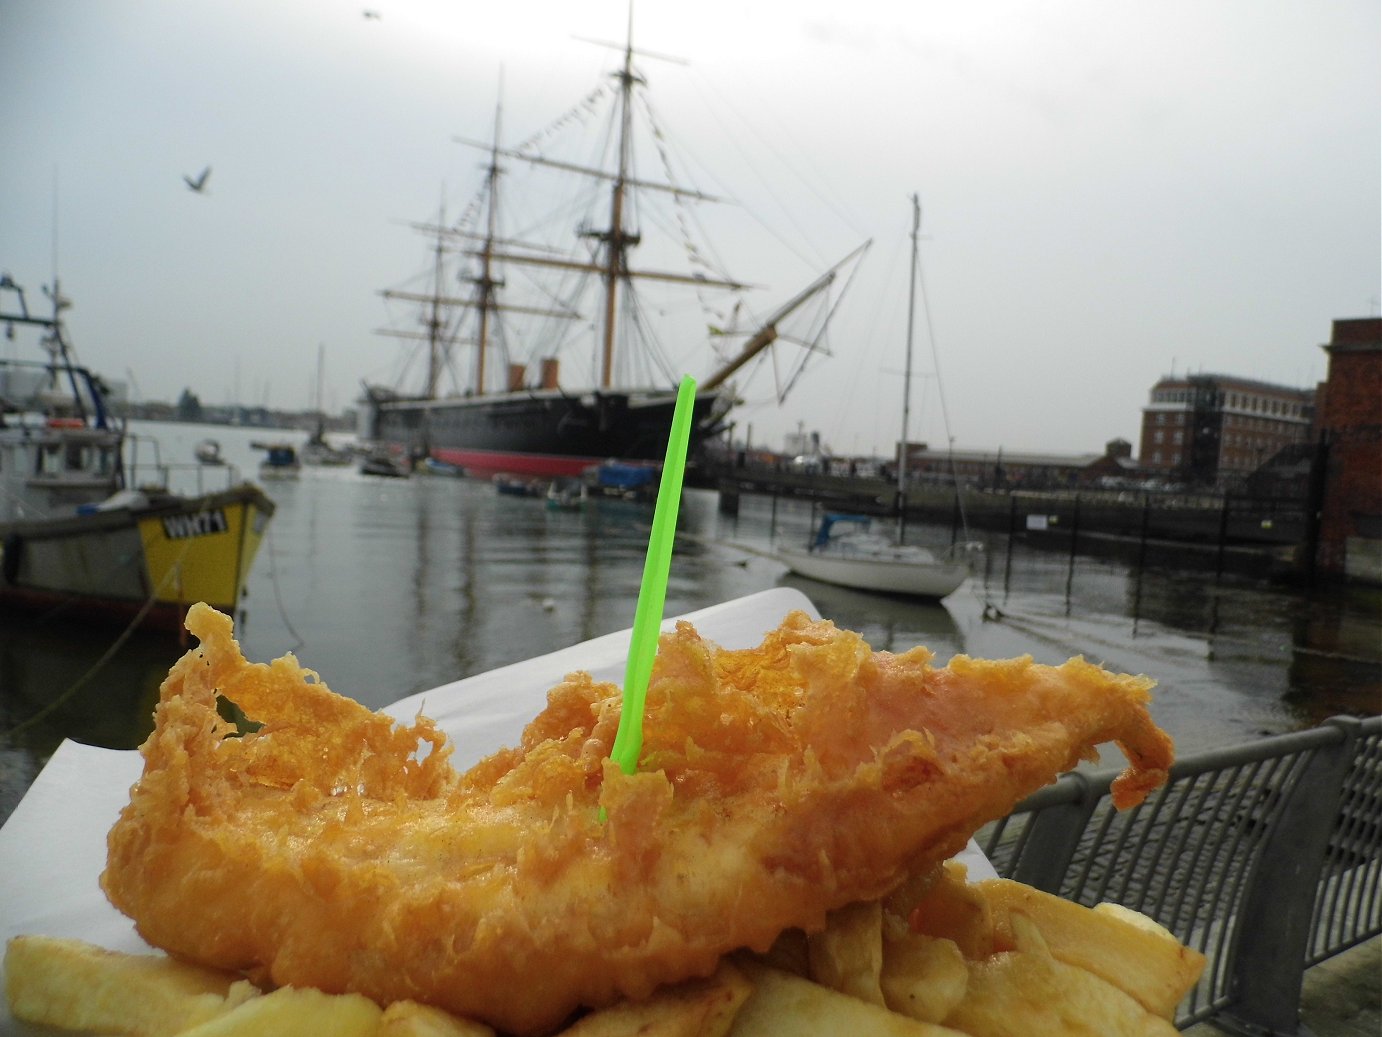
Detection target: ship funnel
<box><xmin>540</xmin><ymin>358</ymin><xmax>560</xmax><ymax>390</ymax></box>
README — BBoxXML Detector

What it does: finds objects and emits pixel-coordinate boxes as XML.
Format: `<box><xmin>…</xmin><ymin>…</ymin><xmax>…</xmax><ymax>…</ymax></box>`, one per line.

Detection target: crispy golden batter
<box><xmin>102</xmin><ymin>604</ymin><xmax>1172</xmax><ymax>1035</ymax></box>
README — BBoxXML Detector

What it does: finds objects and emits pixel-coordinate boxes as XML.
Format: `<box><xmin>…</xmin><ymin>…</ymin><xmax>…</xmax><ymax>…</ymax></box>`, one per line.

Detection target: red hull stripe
<box><xmin>427</xmin><ymin>447</ymin><xmax>603</xmax><ymax>479</ymax></box>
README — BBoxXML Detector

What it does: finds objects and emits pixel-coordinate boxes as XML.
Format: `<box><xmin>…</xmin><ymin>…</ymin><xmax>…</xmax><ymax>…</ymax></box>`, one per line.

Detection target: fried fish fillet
<box><xmin>102</xmin><ymin>604</ymin><xmax>1172</xmax><ymax>1036</ymax></box>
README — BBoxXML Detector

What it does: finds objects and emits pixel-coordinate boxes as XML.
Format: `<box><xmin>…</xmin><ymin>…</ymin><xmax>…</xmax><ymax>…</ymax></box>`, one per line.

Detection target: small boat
<box><xmin>0</xmin><ymin>275</ymin><xmax>275</xmax><ymax>631</ymax></box>
<box><xmin>194</xmin><ymin>438</ymin><xmax>225</xmax><ymax>465</ymax></box>
<box><xmin>545</xmin><ymin>477</ymin><xmax>587</xmax><ymax>511</ymax></box>
<box><xmin>419</xmin><ymin>457</ymin><xmax>464</xmax><ymax>478</ymax></box>
<box><xmin>300</xmin><ymin>349</ymin><xmax>353</xmax><ymax>466</ymax></box>
<box><xmin>777</xmin><ymin>513</ymin><xmax>970</xmax><ymax>599</ymax></box>
<box><xmin>359</xmin><ymin>450</ymin><xmax>412</xmax><ymax>478</ymax></box>
<box><xmin>776</xmin><ymin>198</ymin><xmax>975</xmax><ymax>601</ymax></box>
<box><xmin>252</xmin><ymin>441</ymin><xmax>302</xmax><ymax>479</ymax></box>
<box><xmin>492</xmin><ymin>473</ymin><xmax>543</xmax><ymax>497</ymax></box>
<box><xmin>583</xmin><ymin>461</ymin><xmax>659</xmax><ymax>503</ymax></box>
<box><xmin>300</xmin><ymin>425</ymin><xmax>353</xmax><ymax>467</ymax></box>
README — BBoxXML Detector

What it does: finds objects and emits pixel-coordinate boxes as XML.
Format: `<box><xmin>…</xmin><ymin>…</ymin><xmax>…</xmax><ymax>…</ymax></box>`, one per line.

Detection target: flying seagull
<box><xmin>183</xmin><ymin>167</ymin><xmax>211</xmax><ymax>193</ymax></box>
<box><xmin>363</xmin><ymin>9</ymin><xmax>380</xmax><ymax>18</ymax></box>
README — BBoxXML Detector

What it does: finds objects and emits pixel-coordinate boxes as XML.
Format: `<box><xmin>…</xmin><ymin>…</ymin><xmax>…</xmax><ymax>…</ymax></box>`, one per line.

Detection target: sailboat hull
<box><xmin>777</xmin><ymin>544</ymin><xmax>969</xmax><ymax>599</ymax></box>
<box><xmin>367</xmin><ymin>386</ymin><xmax>729</xmax><ymax>479</ymax></box>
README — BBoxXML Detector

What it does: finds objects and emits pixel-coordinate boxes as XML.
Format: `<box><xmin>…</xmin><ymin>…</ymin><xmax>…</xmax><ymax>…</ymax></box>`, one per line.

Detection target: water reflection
<box><xmin>1</xmin><ymin>615</ymin><xmax>174</xmax><ymax>820</ymax></box>
<box><xmin>775</xmin><ymin>572</ymin><xmax>964</xmax><ymax>659</ymax></box>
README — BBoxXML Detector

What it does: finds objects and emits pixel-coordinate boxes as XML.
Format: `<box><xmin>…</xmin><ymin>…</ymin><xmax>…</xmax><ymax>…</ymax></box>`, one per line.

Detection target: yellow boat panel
<box><xmin>136</xmin><ymin>497</ymin><xmax>269</xmax><ymax>611</ymax></box>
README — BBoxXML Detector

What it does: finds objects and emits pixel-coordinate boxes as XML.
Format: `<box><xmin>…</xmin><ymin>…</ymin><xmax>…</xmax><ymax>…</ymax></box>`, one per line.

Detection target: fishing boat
<box><xmin>0</xmin><ymin>275</ymin><xmax>275</xmax><ymax>630</ymax></box>
<box><xmin>362</xmin><ymin>29</ymin><xmax>867</xmax><ymax>480</ymax></box>
<box><xmin>777</xmin><ymin>197</ymin><xmax>974</xmax><ymax>601</ymax></box>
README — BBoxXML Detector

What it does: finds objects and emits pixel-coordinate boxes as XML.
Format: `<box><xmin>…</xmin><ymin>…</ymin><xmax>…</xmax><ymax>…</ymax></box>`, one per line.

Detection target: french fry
<box><xmin>907</xmin><ymin>861</ymin><xmax>996</xmax><ymax>959</ymax></box>
<box><xmin>880</xmin><ymin>930</ymin><xmax>969</xmax><ymax>1024</ymax></box>
<box><xmin>174</xmin><ymin>984</ymin><xmax>382</xmax><ymax>1036</ymax></box>
<box><xmin>806</xmin><ymin>899</ymin><xmax>886</xmax><ymax>1005</ymax></box>
<box><xmin>379</xmin><ymin>999</ymin><xmax>498</xmax><ymax>1036</ymax></box>
<box><xmin>729</xmin><ymin>959</ymin><xmax>969</xmax><ymax>1037</ymax></box>
<box><xmin>975</xmin><ymin>879</ymin><xmax>1205</xmax><ymax>1018</ymax></box>
<box><xmin>4</xmin><ymin>934</ymin><xmax>258</xmax><ymax>1036</ymax></box>
<box><xmin>557</xmin><ymin>961</ymin><xmax>752</xmax><ymax>1037</ymax></box>
<box><xmin>940</xmin><ymin>914</ymin><xmax>1179</xmax><ymax>1037</ymax></box>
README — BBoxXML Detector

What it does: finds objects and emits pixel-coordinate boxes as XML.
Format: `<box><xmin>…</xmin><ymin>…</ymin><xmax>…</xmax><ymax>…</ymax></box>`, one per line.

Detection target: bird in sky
<box><xmin>363</xmin><ymin>9</ymin><xmax>380</xmax><ymax>19</ymax></box>
<box><xmin>183</xmin><ymin>167</ymin><xmax>211</xmax><ymax>193</ymax></box>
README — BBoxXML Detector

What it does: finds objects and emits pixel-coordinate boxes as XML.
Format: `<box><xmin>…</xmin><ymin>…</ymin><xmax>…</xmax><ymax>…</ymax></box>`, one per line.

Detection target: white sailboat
<box><xmin>777</xmin><ymin>196</ymin><xmax>973</xmax><ymax>600</ymax></box>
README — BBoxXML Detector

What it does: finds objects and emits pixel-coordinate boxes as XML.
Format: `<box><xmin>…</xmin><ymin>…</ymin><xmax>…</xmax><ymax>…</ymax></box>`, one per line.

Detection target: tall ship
<box><xmin>361</xmin><ymin>29</ymin><xmax>867</xmax><ymax>480</ymax></box>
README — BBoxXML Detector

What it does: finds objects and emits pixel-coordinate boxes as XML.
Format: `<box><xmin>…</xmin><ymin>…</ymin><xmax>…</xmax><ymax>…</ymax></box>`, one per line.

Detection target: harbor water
<box><xmin>1</xmin><ymin>420</ymin><xmax>1379</xmax><ymax>824</ymax></box>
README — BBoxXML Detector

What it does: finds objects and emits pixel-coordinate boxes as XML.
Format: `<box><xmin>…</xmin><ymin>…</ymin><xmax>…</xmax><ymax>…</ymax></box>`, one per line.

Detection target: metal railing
<box><xmin>123</xmin><ymin>432</ymin><xmax>247</xmax><ymax>496</ymax></box>
<box><xmin>978</xmin><ymin>714</ymin><xmax>1381</xmax><ymax>1035</ymax></box>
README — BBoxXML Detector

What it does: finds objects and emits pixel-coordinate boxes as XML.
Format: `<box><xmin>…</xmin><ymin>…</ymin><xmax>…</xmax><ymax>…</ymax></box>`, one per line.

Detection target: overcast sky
<box><xmin>3</xmin><ymin>0</ymin><xmax>1378</xmax><ymax>457</ymax></box>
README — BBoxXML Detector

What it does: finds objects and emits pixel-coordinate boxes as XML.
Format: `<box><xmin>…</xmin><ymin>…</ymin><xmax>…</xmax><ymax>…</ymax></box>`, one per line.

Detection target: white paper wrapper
<box><xmin>0</xmin><ymin>588</ymin><xmax>995</xmax><ymax>1033</ymax></box>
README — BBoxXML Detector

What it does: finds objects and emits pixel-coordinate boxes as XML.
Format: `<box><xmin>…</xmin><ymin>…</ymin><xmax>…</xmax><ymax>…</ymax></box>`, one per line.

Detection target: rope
<box><xmin>262</xmin><ymin>521</ymin><xmax>304</xmax><ymax>654</ymax></box>
<box><xmin>0</xmin><ymin>542</ymin><xmax>192</xmax><ymax>743</ymax></box>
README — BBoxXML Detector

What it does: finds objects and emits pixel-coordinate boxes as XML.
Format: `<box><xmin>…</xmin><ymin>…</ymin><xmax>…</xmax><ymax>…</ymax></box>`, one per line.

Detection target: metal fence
<box><xmin>977</xmin><ymin>714</ymin><xmax>1381</xmax><ymax>1035</ymax></box>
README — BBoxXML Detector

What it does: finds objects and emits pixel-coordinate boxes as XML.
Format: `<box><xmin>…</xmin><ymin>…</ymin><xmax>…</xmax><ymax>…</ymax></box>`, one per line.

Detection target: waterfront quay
<box><xmin>705</xmin><ymin>459</ymin><xmax>1313</xmax><ymax>579</ymax></box>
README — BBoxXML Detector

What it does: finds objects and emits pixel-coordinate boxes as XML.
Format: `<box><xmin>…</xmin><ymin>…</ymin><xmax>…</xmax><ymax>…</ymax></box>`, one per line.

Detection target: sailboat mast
<box><xmin>897</xmin><ymin>194</ymin><xmax>921</xmax><ymax>541</ymax></box>
<box><xmin>599</xmin><ymin>20</ymin><xmax>641</xmax><ymax>389</ymax></box>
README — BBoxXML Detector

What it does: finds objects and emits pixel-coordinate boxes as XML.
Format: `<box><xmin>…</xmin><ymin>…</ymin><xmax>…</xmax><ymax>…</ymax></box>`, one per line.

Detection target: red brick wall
<box><xmin>1316</xmin><ymin>319</ymin><xmax>1382</xmax><ymax>576</ymax></box>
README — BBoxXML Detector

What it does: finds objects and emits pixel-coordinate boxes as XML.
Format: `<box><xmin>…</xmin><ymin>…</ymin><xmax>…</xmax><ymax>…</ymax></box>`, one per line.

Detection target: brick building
<box><xmin>1313</xmin><ymin>317</ymin><xmax>1382</xmax><ymax>582</ymax></box>
<box><xmin>1138</xmin><ymin>373</ymin><xmax>1316</xmax><ymax>487</ymax></box>
<box><xmin>899</xmin><ymin>438</ymin><xmax>1136</xmax><ymax>490</ymax></box>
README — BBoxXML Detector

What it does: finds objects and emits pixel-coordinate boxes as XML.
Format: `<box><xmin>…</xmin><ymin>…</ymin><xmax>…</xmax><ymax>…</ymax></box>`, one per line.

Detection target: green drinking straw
<box><xmin>609</xmin><ymin>374</ymin><xmax>698</xmax><ymax>777</ymax></box>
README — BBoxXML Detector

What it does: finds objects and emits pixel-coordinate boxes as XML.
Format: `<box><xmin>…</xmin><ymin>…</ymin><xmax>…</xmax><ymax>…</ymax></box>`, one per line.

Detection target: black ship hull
<box><xmin>365</xmin><ymin>386</ymin><xmax>730</xmax><ymax>479</ymax></box>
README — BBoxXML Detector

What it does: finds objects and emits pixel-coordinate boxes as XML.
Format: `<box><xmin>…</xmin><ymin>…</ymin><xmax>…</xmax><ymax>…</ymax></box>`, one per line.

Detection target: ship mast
<box><xmin>594</xmin><ymin>13</ymin><xmax>641</xmax><ymax>389</ymax></box>
<box><xmin>474</xmin><ymin>100</ymin><xmax>503</xmax><ymax>396</ymax></box>
<box><xmin>425</xmin><ymin>202</ymin><xmax>447</xmax><ymax>399</ymax></box>
<box><xmin>440</xmin><ymin>20</ymin><xmax>854</xmax><ymax>401</ymax></box>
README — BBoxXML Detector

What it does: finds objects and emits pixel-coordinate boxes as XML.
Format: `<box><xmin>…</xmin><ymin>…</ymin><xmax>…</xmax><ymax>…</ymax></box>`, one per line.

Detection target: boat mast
<box><xmin>425</xmin><ymin>201</ymin><xmax>447</xmax><ymax>399</ymax></box>
<box><xmin>699</xmin><ymin>243</ymin><xmax>869</xmax><ymax>392</ymax></box>
<box><xmin>474</xmin><ymin>99</ymin><xmax>504</xmax><ymax>397</ymax></box>
<box><xmin>897</xmin><ymin>194</ymin><xmax>921</xmax><ymax>542</ymax></box>
<box><xmin>596</xmin><ymin>12</ymin><xmax>642</xmax><ymax>389</ymax></box>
